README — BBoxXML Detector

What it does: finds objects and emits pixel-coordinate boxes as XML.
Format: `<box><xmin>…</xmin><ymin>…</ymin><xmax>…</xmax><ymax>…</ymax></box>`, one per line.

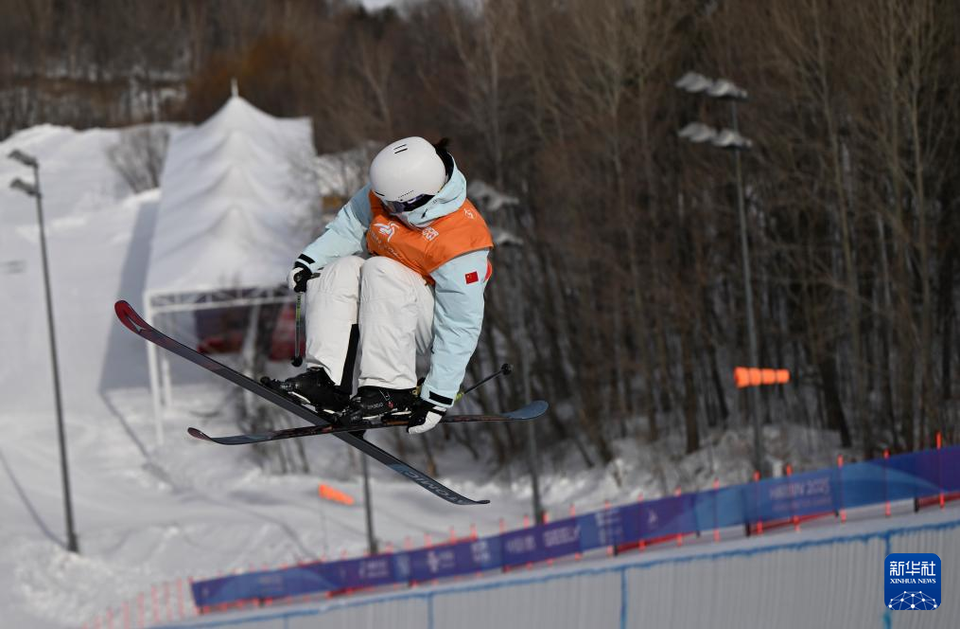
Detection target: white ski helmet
<box><xmin>369</xmin><ymin>136</ymin><xmax>446</xmax><ymax>215</ymax></box>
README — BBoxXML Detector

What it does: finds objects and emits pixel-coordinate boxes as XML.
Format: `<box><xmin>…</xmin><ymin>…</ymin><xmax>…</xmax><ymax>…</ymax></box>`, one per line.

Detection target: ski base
<box><xmin>187</xmin><ymin>400</ymin><xmax>548</xmax><ymax>445</ymax></box>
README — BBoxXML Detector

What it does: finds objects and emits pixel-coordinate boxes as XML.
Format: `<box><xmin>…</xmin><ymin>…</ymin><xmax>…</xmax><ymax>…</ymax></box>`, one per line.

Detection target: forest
<box><xmin>2</xmin><ymin>0</ymin><xmax>958</xmax><ymax>473</ymax></box>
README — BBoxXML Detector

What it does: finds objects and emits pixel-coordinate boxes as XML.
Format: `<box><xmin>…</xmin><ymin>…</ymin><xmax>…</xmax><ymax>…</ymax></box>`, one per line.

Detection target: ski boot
<box><xmin>261</xmin><ymin>368</ymin><xmax>349</xmax><ymax>415</ymax></box>
<box><xmin>339</xmin><ymin>386</ymin><xmax>418</xmax><ymax>428</ymax></box>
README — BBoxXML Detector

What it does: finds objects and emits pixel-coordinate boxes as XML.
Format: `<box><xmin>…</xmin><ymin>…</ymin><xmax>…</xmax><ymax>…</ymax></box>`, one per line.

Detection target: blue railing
<box><xmin>191</xmin><ymin>445</ymin><xmax>959</xmax><ymax>609</ymax></box>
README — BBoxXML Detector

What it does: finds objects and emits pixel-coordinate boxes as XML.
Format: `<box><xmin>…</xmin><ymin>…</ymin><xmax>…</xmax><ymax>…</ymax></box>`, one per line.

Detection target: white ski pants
<box><xmin>303</xmin><ymin>255</ymin><xmax>434</xmax><ymax>391</ymax></box>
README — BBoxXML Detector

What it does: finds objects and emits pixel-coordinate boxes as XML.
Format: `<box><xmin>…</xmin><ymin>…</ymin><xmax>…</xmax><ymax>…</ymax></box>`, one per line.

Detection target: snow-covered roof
<box><xmin>145</xmin><ymin>96</ymin><xmax>317</xmax><ymax>298</ymax></box>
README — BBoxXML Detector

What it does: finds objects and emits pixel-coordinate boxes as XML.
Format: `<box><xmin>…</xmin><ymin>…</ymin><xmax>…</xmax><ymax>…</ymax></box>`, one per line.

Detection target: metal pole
<box><xmin>460</xmin><ymin>363</ymin><xmax>511</xmax><ymax>397</ymax></box>
<box><xmin>513</xmin><ymin>256</ymin><xmax>543</xmax><ymax>524</ymax></box>
<box><xmin>730</xmin><ymin>102</ymin><xmax>764</xmax><ymax>476</ymax></box>
<box><xmin>144</xmin><ymin>301</ymin><xmax>164</xmax><ymax>446</ymax></box>
<box><xmin>32</xmin><ymin>163</ymin><xmax>79</xmax><ymax>553</ymax></box>
<box><xmin>361</xmin><ymin>456</ymin><xmax>378</xmax><ymax>555</ymax></box>
<box><xmin>525</xmin><ymin>372</ymin><xmax>543</xmax><ymax>524</ymax></box>
<box><xmin>318</xmin><ymin>495</ymin><xmax>329</xmax><ymax>556</ymax></box>
<box><xmin>291</xmin><ymin>293</ymin><xmax>303</xmax><ymax>367</ymax></box>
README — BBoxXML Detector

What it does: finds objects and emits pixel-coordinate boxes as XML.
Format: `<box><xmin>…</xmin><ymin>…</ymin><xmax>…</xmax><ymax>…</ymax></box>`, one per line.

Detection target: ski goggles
<box><xmin>383</xmin><ymin>193</ymin><xmax>434</xmax><ymax>215</ymax></box>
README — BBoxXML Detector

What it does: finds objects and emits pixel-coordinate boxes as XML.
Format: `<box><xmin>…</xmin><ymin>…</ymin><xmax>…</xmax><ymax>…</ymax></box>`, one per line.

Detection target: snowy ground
<box><xmin>0</xmin><ymin>124</ymin><xmax>855</xmax><ymax>628</ymax></box>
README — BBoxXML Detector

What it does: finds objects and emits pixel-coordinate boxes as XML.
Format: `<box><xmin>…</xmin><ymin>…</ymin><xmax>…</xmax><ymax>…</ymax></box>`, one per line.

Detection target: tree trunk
<box><xmin>681</xmin><ymin>327</ymin><xmax>700</xmax><ymax>454</ymax></box>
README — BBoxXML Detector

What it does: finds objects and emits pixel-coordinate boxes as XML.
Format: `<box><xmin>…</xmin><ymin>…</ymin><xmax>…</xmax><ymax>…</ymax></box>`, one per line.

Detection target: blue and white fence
<box><xmin>190</xmin><ymin>445</ymin><xmax>959</xmax><ymax>609</ymax></box>
<box><xmin>164</xmin><ymin>516</ymin><xmax>960</xmax><ymax>629</ymax></box>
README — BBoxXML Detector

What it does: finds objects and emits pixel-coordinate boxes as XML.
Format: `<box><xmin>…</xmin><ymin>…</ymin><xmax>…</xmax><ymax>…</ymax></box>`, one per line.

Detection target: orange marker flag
<box><xmin>734</xmin><ymin>367</ymin><xmax>750</xmax><ymax>388</ymax></box>
<box><xmin>734</xmin><ymin>367</ymin><xmax>790</xmax><ymax>388</ymax></box>
<box><xmin>318</xmin><ymin>483</ymin><xmax>355</xmax><ymax>505</ymax></box>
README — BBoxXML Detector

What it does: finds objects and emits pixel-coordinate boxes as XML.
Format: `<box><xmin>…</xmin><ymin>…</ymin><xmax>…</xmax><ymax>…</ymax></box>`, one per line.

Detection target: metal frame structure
<box><xmin>143</xmin><ymin>285</ymin><xmax>295</xmax><ymax>445</ymax></box>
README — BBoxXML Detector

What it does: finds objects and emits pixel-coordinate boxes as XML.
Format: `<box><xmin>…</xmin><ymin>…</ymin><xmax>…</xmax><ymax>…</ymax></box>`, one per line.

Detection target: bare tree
<box><xmin>107</xmin><ymin>125</ymin><xmax>170</xmax><ymax>193</ymax></box>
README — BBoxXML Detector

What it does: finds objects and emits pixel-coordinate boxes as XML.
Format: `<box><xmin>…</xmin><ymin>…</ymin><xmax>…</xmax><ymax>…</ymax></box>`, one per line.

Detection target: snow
<box><xmin>0</xmin><ymin>121</ymin><xmax>911</xmax><ymax>628</ymax></box>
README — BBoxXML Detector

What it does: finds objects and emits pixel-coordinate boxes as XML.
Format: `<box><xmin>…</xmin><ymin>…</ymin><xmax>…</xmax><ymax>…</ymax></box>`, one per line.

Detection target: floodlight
<box><xmin>675</xmin><ymin>71</ymin><xmax>715</xmax><ymax>94</ymax></box>
<box><xmin>707</xmin><ymin>78</ymin><xmax>748</xmax><ymax>101</ymax></box>
<box><xmin>8</xmin><ymin>149</ymin><xmax>39</xmax><ymax>168</ymax></box>
<box><xmin>678</xmin><ymin>122</ymin><xmax>719</xmax><ymax>144</ymax></box>
<box><xmin>10</xmin><ymin>177</ymin><xmax>38</xmax><ymax>197</ymax></box>
<box><xmin>712</xmin><ymin>129</ymin><xmax>753</xmax><ymax>150</ymax></box>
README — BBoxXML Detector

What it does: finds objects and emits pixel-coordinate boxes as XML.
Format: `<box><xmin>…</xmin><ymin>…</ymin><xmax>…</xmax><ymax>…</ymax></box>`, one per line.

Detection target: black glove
<box><xmin>406</xmin><ymin>397</ymin><xmax>447</xmax><ymax>434</ymax></box>
<box><xmin>287</xmin><ymin>254</ymin><xmax>315</xmax><ymax>293</ymax></box>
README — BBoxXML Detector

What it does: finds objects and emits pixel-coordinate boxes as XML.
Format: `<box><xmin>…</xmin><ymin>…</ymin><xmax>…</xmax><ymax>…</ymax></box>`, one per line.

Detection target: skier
<box><xmin>272</xmin><ymin>137</ymin><xmax>493</xmax><ymax>434</ymax></box>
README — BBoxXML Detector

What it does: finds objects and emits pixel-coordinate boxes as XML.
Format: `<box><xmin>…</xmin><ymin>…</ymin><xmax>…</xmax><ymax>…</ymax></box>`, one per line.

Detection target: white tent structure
<box><xmin>143</xmin><ymin>90</ymin><xmax>318</xmax><ymax>442</ymax></box>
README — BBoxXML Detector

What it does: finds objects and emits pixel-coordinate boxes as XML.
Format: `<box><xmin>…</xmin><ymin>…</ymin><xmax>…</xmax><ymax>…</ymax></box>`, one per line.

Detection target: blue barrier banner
<box><xmin>192</xmin><ymin>568</ymin><xmax>314</xmax><ymax>607</ymax></box>
<box><xmin>539</xmin><ymin>516</ymin><xmax>585</xmax><ymax>558</ymax></box>
<box><xmin>501</xmin><ymin>526</ymin><xmax>545</xmax><ymax>566</ymax></box>
<box><xmin>914</xmin><ymin>451</ymin><xmax>943</xmax><ymax>492</ymax></box>
<box><xmin>190</xmin><ymin>446</ymin><xmax>960</xmax><ymax>610</ymax></box>
<box><xmin>640</xmin><ymin>494</ymin><xmax>699</xmax><ymax>538</ymax></box>
<box><xmin>466</xmin><ymin>537</ymin><xmax>503</xmax><ymax>572</ymax></box>
<box><xmin>943</xmin><ymin>447</ymin><xmax>960</xmax><ymax>491</ymax></box>
<box><xmin>406</xmin><ymin>544</ymin><xmax>459</xmax><ymax>581</ymax></box>
<box><xmin>577</xmin><ymin>507</ymin><xmax>628</xmax><ymax>552</ymax></box>
<box><xmin>741</xmin><ymin>478</ymin><xmax>762</xmax><ymax>523</ymax></box>
<box><xmin>618</xmin><ymin>503</ymin><xmax>643</xmax><ymax>542</ymax></box>
<box><xmin>711</xmin><ymin>486</ymin><xmax>748</xmax><ymax>528</ymax></box>
<box><xmin>319</xmin><ymin>554</ymin><xmax>396</xmax><ymax>590</ymax></box>
<box><xmin>886</xmin><ymin>452</ymin><xmax>938</xmax><ymax>502</ymax></box>
<box><xmin>405</xmin><ymin>538</ymin><xmax>501</xmax><ymax>581</ymax></box>
<box><xmin>755</xmin><ymin>469</ymin><xmax>837</xmax><ymax>520</ymax></box>
<box><xmin>283</xmin><ymin>564</ymin><xmax>339</xmax><ymax>597</ymax></box>
<box><xmin>886</xmin><ymin>452</ymin><xmax>920</xmax><ymax>501</ymax></box>
<box><xmin>841</xmin><ymin>461</ymin><xmax>888</xmax><ymax>510</ymax></box>
<box><xmin>192</xmin><ymin>574</ymin><xmax>241</xmax><ymax>607</ymax></box>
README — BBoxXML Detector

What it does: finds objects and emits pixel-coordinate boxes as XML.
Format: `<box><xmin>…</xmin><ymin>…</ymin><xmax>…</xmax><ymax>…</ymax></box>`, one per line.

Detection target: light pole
<box><xmin>361</xmin><ymin>456</ymin><xmax>378</xmax><ymax>556</ymax></box>
<box><xmin>500</xmin><ymin>225</ymin><xmax>543</xmax><ymax>523</ymax></box>
<box><xmin>8</xmin><ymin>149</ymin><xmax>80</xmax><ymax>553</ymax></box>
<box><xmin>521</xmin><ymin>299</ymin><xmax>543</xmax><ymax>525</ymax></box>
<box><xmin>513</xmin><ymin>260</ymin><xmax>543</xmax><ymax>523</ymax></box>
<box><xmin>675</xmin><ymin>72</ymin><xmax>765</xmax><ymax>476</ymax></box>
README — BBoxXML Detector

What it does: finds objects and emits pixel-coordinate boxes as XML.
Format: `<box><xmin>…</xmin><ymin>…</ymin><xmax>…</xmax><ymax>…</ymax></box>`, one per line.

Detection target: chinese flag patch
<box><xmin>465</xmin><ymin>271</ymin><xmax>479</xmax><ymax>284</ymax></box>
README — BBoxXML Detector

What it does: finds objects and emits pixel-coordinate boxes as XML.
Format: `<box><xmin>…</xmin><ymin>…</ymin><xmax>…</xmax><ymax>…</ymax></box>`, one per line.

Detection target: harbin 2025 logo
<box><xmin>885</xmin><ymin>553</ymin><xmax>941</xmax><ymax>611</ymax></box>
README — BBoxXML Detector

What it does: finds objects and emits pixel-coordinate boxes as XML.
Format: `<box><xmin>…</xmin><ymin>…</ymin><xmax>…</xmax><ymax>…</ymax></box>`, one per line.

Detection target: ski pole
<box><xmin>458</xmin><ymin>363</ymin><xmax>512</xmax><ymax>400</ymax></box>
<box><xmin>291</xmin><ymin>293</ymin><xmax>303</xmax><ymax>367</ymax></box>
<box><xmin>413</xmin><ymin>364</ymin><xmax>510</xmax><ymax>400</ymax></box>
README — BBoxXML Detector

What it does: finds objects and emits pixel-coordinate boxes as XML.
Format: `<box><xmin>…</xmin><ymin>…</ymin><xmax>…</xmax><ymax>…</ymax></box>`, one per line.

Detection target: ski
<box><xmin>187</xmin><ymin>400</ymin><xmax>548</xmax><ymax>445</ymax></box>
<box><xmin>114</xmin><ymin>300</ymin><xmax>494</xmax><ymax>506</ymax></box>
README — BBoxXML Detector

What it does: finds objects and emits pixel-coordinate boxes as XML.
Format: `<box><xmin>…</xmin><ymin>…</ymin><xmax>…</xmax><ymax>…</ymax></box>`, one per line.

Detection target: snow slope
<box><xmin>0</xmin><ymin>123</ymin><xmax>854</xmax><ymax>628</ymax></box>
<box><xmin>0</xmin><ymin>123</ymin><xmax>551</xmax><ymax>628</ymax></box>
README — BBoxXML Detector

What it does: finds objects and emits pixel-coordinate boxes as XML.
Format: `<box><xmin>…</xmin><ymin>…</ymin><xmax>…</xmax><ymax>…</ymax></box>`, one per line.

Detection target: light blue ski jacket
<box><xmin>297</xmin><ymin>162</ymin><xmax>490</xmax><ymax>408</ymax></box>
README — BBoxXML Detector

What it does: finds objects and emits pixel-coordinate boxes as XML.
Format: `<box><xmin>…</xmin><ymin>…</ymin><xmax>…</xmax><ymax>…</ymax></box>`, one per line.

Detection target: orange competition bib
<box><xmin>365</xmin><ymin>191</ymin><xmax>494</xmax><ymax>283</ymax></box>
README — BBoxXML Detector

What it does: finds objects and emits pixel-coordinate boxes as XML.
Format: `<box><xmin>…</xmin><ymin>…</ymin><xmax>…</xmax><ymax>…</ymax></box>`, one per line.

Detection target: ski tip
<box><xmin>187</xmin><ymin>427</ymin><xmax>212</xmax><ymax>441</ymax></box>
<box><xmin>114</xmin><ymin>300</ymin><xmax>131</xmax><ymax>323</ymax></box>
<box><xmin>503</xmin><ymin>400</ymin><xmax>549</xmax><ymax>420</ymax></box>
<box><xmin>114</xmin><ymin>300</ymin><xmax>147</xmax><ymax>334</ymax></box>
<box><xmin>457</xmin><ymin>498</ymin><xmax>491</xmax><ymax>505</ymax></box>
<box><xmin>528</xmin><ymin>400</ymin><xmax>549</xmax><ymax>416</ymax></box>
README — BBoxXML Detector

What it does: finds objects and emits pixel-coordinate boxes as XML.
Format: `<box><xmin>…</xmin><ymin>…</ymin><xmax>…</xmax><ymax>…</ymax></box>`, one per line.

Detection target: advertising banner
<box><xmin>191</xmin><ymin>447</ymin><xmax>958</xmax><ymax>610</ymax></box>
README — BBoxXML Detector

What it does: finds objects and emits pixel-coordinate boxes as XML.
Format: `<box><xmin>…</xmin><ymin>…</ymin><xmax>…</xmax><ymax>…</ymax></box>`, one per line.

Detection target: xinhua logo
<box><xmin>885</xmin><ymin>553</ymin><xmax>941</xmax><ymax>611</ymax></box>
